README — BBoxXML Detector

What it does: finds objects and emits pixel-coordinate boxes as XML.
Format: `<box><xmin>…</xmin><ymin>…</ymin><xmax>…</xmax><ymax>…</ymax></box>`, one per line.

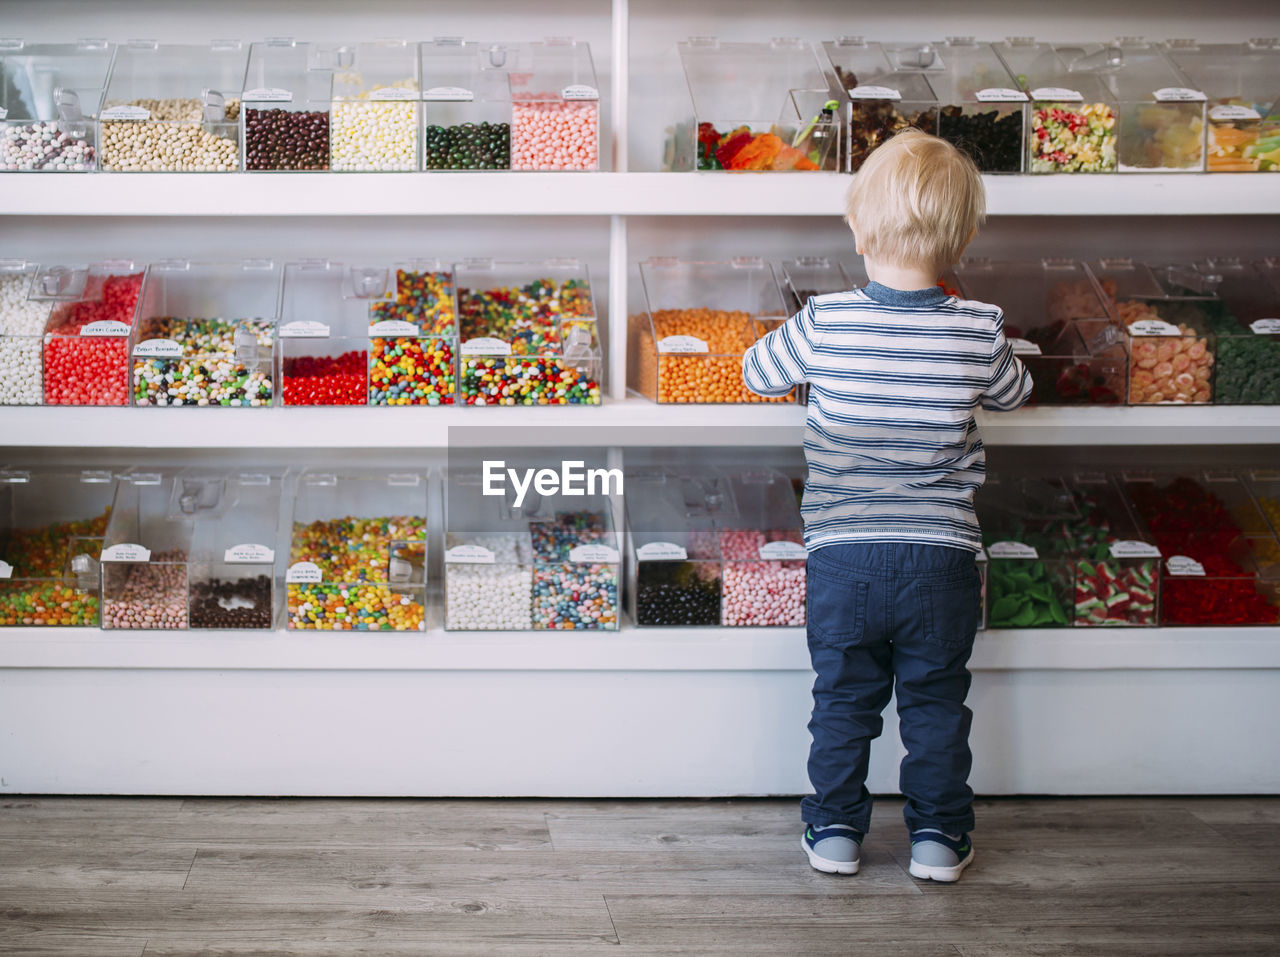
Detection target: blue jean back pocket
<box><xmin>918</xmin><ymin>570</ymin><xmax>980</xmax><ymax>649</ymax></box>
<box><xmin>807</xmin><ymin>571</ymin><xmax>870</xmax><ymax>649</ymax></box>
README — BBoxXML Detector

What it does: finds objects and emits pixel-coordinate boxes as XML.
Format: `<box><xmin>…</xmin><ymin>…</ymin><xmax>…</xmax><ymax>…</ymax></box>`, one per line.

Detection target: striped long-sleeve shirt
<box><xmin>742</xmin><ymin>281</ymin><xmax>1033</xmax><ymax>553</ymax></box>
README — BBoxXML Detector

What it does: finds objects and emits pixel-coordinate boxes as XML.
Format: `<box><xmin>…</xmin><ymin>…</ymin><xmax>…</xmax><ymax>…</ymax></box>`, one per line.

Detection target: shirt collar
<box><xmin>861</xmin><ymin>281</ymin><xmax>949</xmax><ymax>307</ymax></box>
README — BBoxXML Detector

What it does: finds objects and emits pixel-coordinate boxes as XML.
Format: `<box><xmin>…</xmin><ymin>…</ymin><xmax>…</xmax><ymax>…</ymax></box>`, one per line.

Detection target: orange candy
<box><xmin>639</xmin><ymin>308</ymin><xmax>794</xmax><ymax>404</ymax></box>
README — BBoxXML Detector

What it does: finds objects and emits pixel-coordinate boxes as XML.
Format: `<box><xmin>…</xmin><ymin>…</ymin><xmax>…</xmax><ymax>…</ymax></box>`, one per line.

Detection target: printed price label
<box><xmin>100</xmin><ymin>105</ymin><xmax>151</xmax><ymax>120</ymax></box>
<box><xmin>1249</xmin><ymin>319</ymin><xmax>1280</xmax><ymax>335</ymax></box>
<box><xmin>657</xmin><ymin>335</ymin><xmax>709</xmax><ymax>354</ymax></box>
<box><xmin>1209</xmin><ymin>104</ymin><xmax>1261</xmax><ymax>122</ymax></box>
<box><xmin>569</xmin><ymin>544</ymin><xmax>620</xmax><ymax>563</ymax></box>
<box><xmin>561</xmin><ymin>84</ymin><xmax>599</xmax><ymax>100</ymax></box>
<box><xmin>0</xmin><ymin>559</ymin><xmax>12</xmax><ymax>579</ymax></box>
<box><xmin>286</xmin><ymin>561</ymin><xmax>323</xmax><ymax>583</ymax></box>
<box><xmin>1109</xmin><ymin>540</ymin><xmax>1161</xmax><ymax>559</ymax></box>
<box><xmin>1031</xmin><ymin>87</ymin><xmax>1083</xmax><ymax>102</ymax></box>
<box><xmin>224</xmin><ymin>543</ymin><xmax>274</xmax><ymax>564</ymax></box>
<box><xmin>1129</xmin><ymin>319</ymin><xmax>1182</xmax><ymax>337</ymax></box>
<box><xmin>848</xmin><ymin>85</ymin><xmax>901</xmax><ymax>100</ymax></box>
<box><xmin>132</xmin><ymin>338</ymin><xmax>182</xmax><ymax>357</ymax></box>
<box><xmin>976</xmin><ymin>87</ymin><xmax>1028</xmax><ymax>102</ymax></box>
<box><xmin>445</xmin><ymin>545</ymin><xmax>495</xmax><ymax>564</ymax></box>
<box><xmin>244</xmin><ymin>88</ymin><xmax>293</xmax><ymax>102</ymax></box>
<box><xmin>80</xmin><ymin>320</ymin><xmax>130</xmax><ymax>337</ymax></box>
<box><xmin>636</xmin><ymin>541</ymin><xmax>689</xmax><ymax>561</ymax></box>
<box><xmin>759</xmin><ymin>540</ymin><xmax>807</xmax><ymax>560</ymax></box>
<box><xmin>368</xmin><ymin>319</ymin><xmax>419</xmax><ymax>337</ymax></box>
<box><xmin>279</xmin><ymin>320</ymin><xmax>330</xmax><ymax>338</ymax></box>
<box><xmin>1008</xmin><ymin>337</ymin><xmax>1042</xmax><ymax>355</ymax></box>
<box><xmin>1166</xmin><ymin>555</ymin><xmax>1206</xmax><ymax>577</ymax></box>
<box><xmin>1153</xmin><ymin>87</ymin><xmax>1206</xmax><ymax>102</ymax></box>
<box><xmin>461</xmin><ymin>337</ymin><xmax>512</xmax><ymax>356</ymax></box>
<box><xmin>423</xmin><ymin>86</ymin><xmax>474</xmax><ymax>101</ymax></box>
<box><xmin>101</xmin><ymin>543</ymin><xmax>151</xmax><ymax>562</ymax></box>
<box><xmin>988</xmin><ymin>541</ymin><xmax>1039</xmax><ymax>559</ymax></box>
<box><xmin>370</xmin><ymin>88</ymin><xmax>418</xmax><ymax>101</ymax></box>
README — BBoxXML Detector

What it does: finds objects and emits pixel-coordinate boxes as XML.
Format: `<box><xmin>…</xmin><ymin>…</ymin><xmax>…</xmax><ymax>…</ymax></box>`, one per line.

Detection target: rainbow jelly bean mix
<box><xmin>0</xmin><ymin>509</ymin><xmax>109</xmax><ymax>626</ymax></box>
<box><xmin>367</xmin><ymin>269</ymin><xmax>457</xmax><ymax>406</ymax></box>
<box><xmin>530</xmin><ymin>512</ymin><xmax>618</xmax><ymax>630</ymax></box>
<box><xmin>287</xmin><ymin>515</ymin><xmax>426</xmax><ymax>631</ymax></box>
<box><xmin>132</xmin><ymin>317</ymin><xmax>274</xmax><ymax>406</ymax></box>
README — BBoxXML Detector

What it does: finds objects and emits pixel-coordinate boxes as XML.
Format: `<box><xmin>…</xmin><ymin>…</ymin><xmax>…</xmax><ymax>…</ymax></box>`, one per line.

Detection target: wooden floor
<box><xmin>1</xmin><ymin>796</ymin><xmax>1278</xmax><ymax>956</ymax></box>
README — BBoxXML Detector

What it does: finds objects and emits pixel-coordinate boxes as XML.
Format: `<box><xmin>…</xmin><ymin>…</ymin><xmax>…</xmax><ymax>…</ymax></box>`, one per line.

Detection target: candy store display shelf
<box><xmin>2</xmin><ymin>624</ymin><xmax>1276</xmax><ymax>671</ymax></box>
<box><xmin>2</xmin><ymin>399</ymin><xmax>1280</xmax><ymax>448</ymax></box>
<box><xmin>3</xmin><ymin>171</ymin><xmax>1280</xmax><ymax>217</ymax></box>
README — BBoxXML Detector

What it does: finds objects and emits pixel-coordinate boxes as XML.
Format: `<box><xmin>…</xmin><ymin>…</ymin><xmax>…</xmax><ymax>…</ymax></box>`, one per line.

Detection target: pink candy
<box><xmin>718</xmin><ymin>529</ymin><xmax>806</xmax><ymax>627</ymax></box>
<box><xmin>511</xmin><ymin>96</ymin><xmax>598</xmax><ymax>171</ymax></box>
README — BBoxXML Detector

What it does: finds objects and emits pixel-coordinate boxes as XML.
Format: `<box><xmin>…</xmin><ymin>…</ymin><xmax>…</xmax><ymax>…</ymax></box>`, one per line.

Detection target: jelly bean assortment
<box><xmin>425</xmin><ymin>122</ymin><xmax>511</xmax><ymax>170</ymax></box>
<box><xmin>102</xmin><ymin>550</ymin><xmax>189</xmax><ymax>629</ymax></box>
<box><xmin>457</xmin><ymin>277</ymin><xmax>600</xmax><ymax>405</ymax></box>
<box><xmin>244</xmin><ymin>108</ymin><xmax>330</xmax><ymax>171</ymax></box>
<box><xmin>445</xmin><ymin>534</ymin><xmax>534</xmax><ymax>630</ymax></box>
<box><xmin>1030</xmin><ymin>101</ymin><xmax>1116</xmax><ymax>173</ymax></box>
<box><xmin>132</xmin><ymin>317</ymin><xmax>274</xmax><ymax>406</ymax></box>
<box><xmin>511</xmin><ymin>96</ymin><xmax>597</xmax><ymax>171</ymax></box>
<box><xmin>367</xmin><ymin>269</ymin><xmax>457</xmax><ymax>406</ymax></box>
<box><xmin>1126</xmin><ymin>477</ymin><xmax>1279</xmax><ymax>625</ymax></box>
<box><xmin>43</xmin><ymin>272</ymin><xmax>144</xmax><ymax>406</ymax></box>
<box><xmin>717</xmin><ymin>529</ymin><xmax>806</xmax><ymax>626</ymax></box>
<box><xmin>2</xmin><ymin>121</ymin><xmax>95</xmax><ymax>171</ymax></box>
<box><xmin>0</xmin><ymin>272</ymin><xmax>50</xmax><ymax>405</ymax></box>
<box><xmin>0</xmin><ymin>509</ymin><xmax>109</xmax><ymax>626</ymax></box>
<box><xmin>641</xmin><ymin>308</ymin><xmax>793</xmax><ymax>404</ymax></box>
<box><xmin>287</xmin><ymin>515</ymin><xmax>427</xmax><ymax>631</ymax></box>
<box><xmin>530</xmin><ymin>512</ymin><xmax>619</xmax><ymax>630</ymax></box>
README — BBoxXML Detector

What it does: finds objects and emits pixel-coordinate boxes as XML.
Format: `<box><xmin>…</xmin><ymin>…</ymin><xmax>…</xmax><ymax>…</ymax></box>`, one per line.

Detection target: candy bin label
<box><xmin>1250</xmin><ymin>319</ymin><xmax>1280</xmax><ymax>335</ymax></box>
<box><xmin>1129</xmin><ymin>319</ymin><xmax>1183</xmax><ymax>337</ymax></box>
<box><xmin>132</xmin><ymin>338</ymin><xmax>182</xmax><ymax>358</ymax></box>
<box><xmin>758</xmin><ymin>540</ymin><xmax>807</xmax><ymax>560</ymax></box>
<box><xmin>568</xmin><ymin>543</ymin><xmax>619</xmax><ymax>563</ymax></box>
<box><xmin>988</xmin><ymin>541</ymin><xmax>1038</xmax><ymax>559</ymax></box>
<box><xmin>101</xmin><ymin>543</ymin><xmax>152</xmax><ymax>562</ymax></box>
<box><xmin>423</xmin><ymin>87</ymin><xmax>474</xmax><ymax>101</ymax></box>
<box><xmin>1109</xmin><ymin>540</ymin><xmax>1161</xmax><ymax>559</ymax></box>
<box><xmin>286</xmin><ymin>561</ymin><xmax>323</xmax><ymax>582</ymax></box>
<box><xmin>1166</xmin><ymin>555</ymin><xmax>1207</xmax><ymax>577</ymax></box>
<box><xmin>243</xmin><ymin>88</ymin><xmax>293</xmax><ymax>102</ymax></box>
<box><xmin>847</xmin><ymin>85</ymin><xmax>902</xmax><ymax>100</ymax></box>
<box><xmin>1209</xmin><ymin>104</ymin><xmax>1261</xmax><ymax>122</ymax></box>
<box><xmin>1153</xmin><ymin>87</ymin><xmax>1206</xmax><ymax>102</ymax></box>
<box><xmin>976</xmin><ymin>87</ymin><xmax>1028</xmax><ymax>102</ymax></box>
<box><xmin>224</xmin><ymin>543</ymin><xmax>274</xmax><ymax>564</ymax></box>
<box><xmin>1030</xmin><ymin>88</ymin><xmax>1083</xmax><ymax>102</ymax></box>
<box><xmin>636</xmin><ymin>541</ymin><xmax>688</xmax><ymax>561</ymax></box>
<box><xmin>279</xmin><ymin>321</ymin><xmax>330</xmax><ymax>338</ymax></box>
<box><xmin>0</xmin><ymin>560</ymin><xmax>12</xmax><ymax>579</ymax></box>
<box><xmin>100</xmin><ymin>105</ymin><xmax>151</xmax><ymax>121</ymax></box>
<box><xmin>1008</xmin><ymin>338</ymin><xmax>1042</xmax><ymax>355</ymax></box>
<box><xmin>561</xmin><ymin>85</ymin><xmax>599</xmax><ymax>100</ymax></box>
<box><xmin>657</xmin><ymin>335</ymin><xmax>709</xmax><ymax>354</ymax></box>
<box><xmin>368</xmin><ymin>320</ymin><xmax>419</xmax><ymax>337</ymax></box>
<box><xmin>445</xmin><ymin>544</ymin><xmax>496</xmax><ymax>564</ymax></box>
<box><xmin>461</xmin><ymin>337</ymin><xmax>513</xmax><ymax>356</ymax></box>
<box><xmin>80</xmin><ymin>321</ymin><xmax>131</xmax><ymax>337</ymax></box>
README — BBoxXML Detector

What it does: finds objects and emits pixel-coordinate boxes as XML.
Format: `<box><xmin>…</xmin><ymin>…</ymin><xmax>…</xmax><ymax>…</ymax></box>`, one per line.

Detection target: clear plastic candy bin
<box><xmin>1191</xmin><ymin>259</ymin><xmax>1280</xmax><ymax>405</ymax></box>
<box><xmin>956</xmin><ymin>259</ymin><xmax>1127</xmax><ymax>405</ymax></box>
<box><xmin>131</xmin><ymin>259</ymin><xmax>280</xmax><ymax>407</ymax></box>
<box><xmin>925</xmin><ymin>37</ymin><xmax>1028</xmax><ymax>173</ymax></box>
<box><xmin>715</xmin><ymin>469</ymin><xmax>806</xmax><ymax>627</ymax></box>
<box><xmin>99</xmin><ymin>39</ymin><xmax>246</xmax><ymax>172</ymax></box>
<box><xmin>1</xmin><ymin>38</ymin><xmax>113</xmax><ymax>171</ymax></box>
<box><xmin>822</xmin><ymin>37</ymin><xmax>938</xmax><ymax>172</ymax></box>
<box><xmin>678</xmin><ymin>37</ymin><xmax>838</xmax><ymax>172</ymax></box>
<box><xmin>455</xmin><ymin>259</ymin><xmax>601</xmax><ymax>406</ymax></box>
<box><xmin>444</xmin><ymin>464</ymin><xmax>620</xmax><ymax>631</ymax></box>
<box><xmin>624</xmin><ymin>469</ymin><xmax>726</xmax><ymax>627</ymax></box>
<box><xmin>278</xmin><ymin>260</ymin><xmax>457</xmax><ymax>407</ymax></box>
<box><xmin>286</xmin><ymin>470</ymin><xmax>427</xmax><ymax>632</ymax></box>
<box><xmin>420</xmin><ymin>38</ymin><xmax>513</xmax><ymax>170</ymax></box>
<box><xmin>35</xmin><ymin>260</ymin><xmax>145</xmax><ymax>406</ymax></box>
<box><xmin>330</xmin><ymin>39</ymin><xmax>419</xmax><ymax>172</ymax></box>
<box><xmin>1164</xmin><ymin>38</ymin><xmax>1280</xmax><ymax>173</ymax></box>
<box><xmin>0</xmin><ymin>467</ymin><xmax>116</xmax><ymax>627</ymax></box>
<box><xmin>629</xmin><ymin>257</ymin><xmax>793</xmax><ymax>404</ymax></box>
<box><xmin>0</xmin><ymin>260</ymin><xmax>49</xmax><ymax>406</ymax></box>
<box><xmin>241</xmin><ymin>38</ymin><xmax>337</xmax><ymax>172</ymax></box>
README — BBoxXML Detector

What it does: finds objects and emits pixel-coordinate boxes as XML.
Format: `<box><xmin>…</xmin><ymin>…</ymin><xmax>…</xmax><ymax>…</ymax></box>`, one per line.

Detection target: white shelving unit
<box><xmin>2</xmin><ymin>0</ymin><xmax>1278</xmax><ymax>796</ymax></box>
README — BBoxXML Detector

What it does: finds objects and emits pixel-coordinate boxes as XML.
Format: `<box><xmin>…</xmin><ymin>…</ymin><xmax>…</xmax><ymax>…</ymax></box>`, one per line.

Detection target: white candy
<box><xmin>0</xmin><ymin>274</ymin><xmax>49</xmax><ymax>404</ymax></box>
<box><xmin>445</xmin><ymin>533</ymin><xmax>533</xmax><ymax>630</ymax></box>
<box><xmin>330</xmin><ymin>86</ymin><xmax>417</xmax><ymax>172</ymax></box>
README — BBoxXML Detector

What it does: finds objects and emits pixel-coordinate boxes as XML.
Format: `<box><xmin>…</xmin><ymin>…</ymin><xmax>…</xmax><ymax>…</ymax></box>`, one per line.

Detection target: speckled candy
<box><xmin>718</xmin><ymin>529</ymin><xmax>806</xmax><ymax>627</ymax></box>
<box><xmin>530</xmin><ymin>513</ymin><xmax>618</xmax><ymax>630</ymax></box>
<box><xmin>102</xmin><ymin>549</ymin><xmax>189</xmax><ymax>629</ymax></box>
<box><xmin>132</xmin><ymin>317</ymin><xmax>274</xmax><ymax>407</ymax></box>
<box><xmin>2</xmin><ymin>121</ymin><xmax>95</xmax><ymax>171</ymax></box>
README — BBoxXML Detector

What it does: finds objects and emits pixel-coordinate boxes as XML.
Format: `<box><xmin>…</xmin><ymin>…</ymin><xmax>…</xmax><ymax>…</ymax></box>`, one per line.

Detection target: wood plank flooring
<box><xmin>1</xmin><ymin>796</ymin><xmax>1277</xmax><ymax>956</ymax></box>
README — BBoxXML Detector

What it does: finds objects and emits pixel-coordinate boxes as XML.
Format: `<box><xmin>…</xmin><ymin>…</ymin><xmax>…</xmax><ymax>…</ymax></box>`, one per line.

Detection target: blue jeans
<box><xmin>801</xmin><ymin>542</ymin><xmax>981</xmax><ymax>835</ymax></box>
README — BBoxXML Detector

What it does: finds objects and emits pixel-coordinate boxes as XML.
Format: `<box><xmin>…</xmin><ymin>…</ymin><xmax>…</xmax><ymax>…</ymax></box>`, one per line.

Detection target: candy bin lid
<box><xmin>0</xmin><ymin>466</ymin><xmax>117</xmax><ymax>626</ymax></box>
<box><xmin>419</xmin><ymin>37</ymin><xmax>513</xmax><ymax>105</ymax></box>
<box><xmin>103</xmin><ymin>38</ymin><xmax>246</xmax><ymax>114</ymax></box>
<box><xmin>184</xmin><ymin>469</ymin><xmax>283</xmax><ymax>630</ymax></box>
<box><xmin>778</xmin><ymin>257</ymin><xmax>855</xmax><ymax>313</ymax></box>
<box><xmin>34</xmin><ymin>259</ymin><xmax>145</xmax><ymax>334</ymax></box>
<box><xmin>638</xmin><ymin>257</ymin><xmax>788</xmax><ymax>348</ymax></box>
<box><xmin>820</xmin><ymin>36</ymin><xmax>939</xmax><ymax>104</ymax></box>
<box><xmin>287</xmin><ymin>469</ymin><xmax>428</xmax><ymax>632</ymax></box>
<box><xmin>444</xmin><ymin>467</ymin><xmax>534</xmax><ymax>563</ymax></box>
<box><xmin>242</xmin><ymin>37</ymin><xmax>339</xmax><ymax>106</ymax></box>
<box><xmin>281</xmin><ymin>258</ymin><xmax>454</xmax><ymax>338</ymax></box>
<box><xmin>330</xmin><ymin>38</ymin><xmax>418</xmax><ymax>101</ymax></box>
<box><xmin>1162</xmin><ymin>37</ymin><xmax>1280</xmax><ymax>120</ymax></box>
<box><xmin>714</xmin><ymin>468</ymin><xmax>805</xmax><ymax>558</ymax></box>
<box><xmin>1051</xmin><ymin>37</ymin><xmax>1199</xmax><ymax>102</ymax></box>
<box><xmin>0</xmin><ymin>37</ymin><xmax>113</xmax><ymax>127</ymax></box>
<box><xmin>916</xmin><ymin>37</ymin><xmax>1027</xmax><ymax>106</ymax></box>
<box><xmin>511</xmin><ymin>37</ymin><xmax>598</xmax><ymax>104</ymax></box>
<box><xmin>1087</xmin><ymin>258</ymin><xmax>1217</xmax><ymax>331</ymax></box>
<box><xmin>680</xmin><ymin>36</ymin><xmax>838</xmax><ymax>171</ymax></box>
<box><xmin>1195</xmin><ymin>258</ymin><xmax>1280</xmax><ymax>330</ymax></box>
<box><xmin>625</xmin><ymin>469</ymin><xmax>726</xmax><ymax>562</ymax></box>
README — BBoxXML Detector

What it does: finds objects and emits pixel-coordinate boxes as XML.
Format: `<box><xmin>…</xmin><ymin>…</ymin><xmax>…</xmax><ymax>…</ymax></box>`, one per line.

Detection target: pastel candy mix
<box><xmin>718</xmin><ymin>528</ymin><xmax>805</xmax><ymax>627</ymax></box>
<box><xmin>132</xmin><ymin>317</ymin><xmax>274</xmax><ymax>407</ymax></box>
<box><xmin>511</xmin><ymin>97</ymin><xmax>598</xmax><ymax>171</ymax></box>
<box><xmin>530</xmin><ymin>512</ymin><xmax>618</xmax><ymax>630</ymax></box>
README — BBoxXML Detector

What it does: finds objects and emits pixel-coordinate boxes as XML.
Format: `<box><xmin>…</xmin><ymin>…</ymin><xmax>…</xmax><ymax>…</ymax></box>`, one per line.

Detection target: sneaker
<box><xmin>908</xmin><ymin>829</ymin><xmax>973</xmax><ymax>882</ymax></box>
<box><xmin>802</xmin><ymin>824</ymin><xmax>862</xmax><ymax>875</ymax></box>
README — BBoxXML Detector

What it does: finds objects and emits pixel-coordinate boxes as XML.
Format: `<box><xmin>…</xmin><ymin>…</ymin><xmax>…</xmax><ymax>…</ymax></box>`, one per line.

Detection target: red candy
<box><xmin>42</xmin><ymin>273</ymin><xmax>143</xmax><ymax>406</ymax></box>
<box><xmin>281</xmin><ymin>351</ymin><xmax>367</xmax><ymax>406</ymax></box>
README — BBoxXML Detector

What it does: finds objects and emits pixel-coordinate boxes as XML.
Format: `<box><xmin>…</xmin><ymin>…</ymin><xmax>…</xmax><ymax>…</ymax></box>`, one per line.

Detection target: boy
<box><xmin>743</xmin><ymin>129</ymin><xmax>1032</xmax><ymax>883</ymax></box>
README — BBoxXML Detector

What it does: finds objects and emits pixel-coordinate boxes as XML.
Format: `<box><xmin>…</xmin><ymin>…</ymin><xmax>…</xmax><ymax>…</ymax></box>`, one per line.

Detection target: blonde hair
<box><xmin>845</xmin><ymin>129</ymin><xmax>985</xmax><ymax>274</ymax></box>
